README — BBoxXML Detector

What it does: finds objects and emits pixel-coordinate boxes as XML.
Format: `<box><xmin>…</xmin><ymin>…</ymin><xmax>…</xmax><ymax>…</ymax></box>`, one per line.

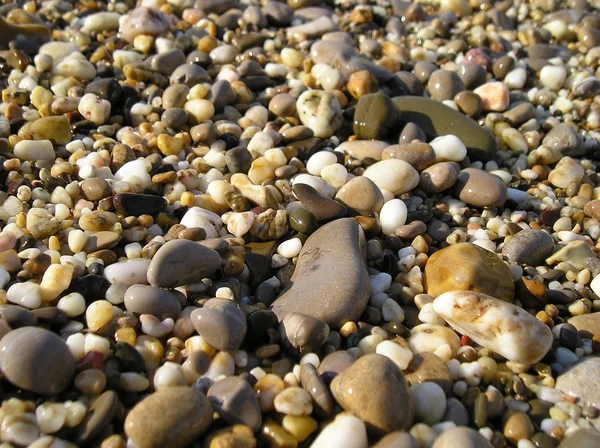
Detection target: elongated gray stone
<box><xmin>271</xmin><ymin>218</ymin><xmax>369</xmax><ymax>329</ymax></box>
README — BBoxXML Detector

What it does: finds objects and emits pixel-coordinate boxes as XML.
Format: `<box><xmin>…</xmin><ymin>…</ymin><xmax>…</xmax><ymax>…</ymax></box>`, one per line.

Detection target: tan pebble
<box><xmin>274</xmin><ymin>387</ymin><xmax>313</xmax><ymax>416</ymax></box>
<box><xmin>40</xmin><ymin>264</ymin><xmax>74</xmax><ymax>301</ymax></box>
<box><xmin>74</xmin><ymin>369</ymin><xmax>107</xmax><ymax>395</ymax></box>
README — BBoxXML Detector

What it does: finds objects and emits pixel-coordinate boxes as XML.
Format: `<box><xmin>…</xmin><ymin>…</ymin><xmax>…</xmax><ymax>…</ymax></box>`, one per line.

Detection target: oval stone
<box><xmin>124</xmin><ymin>387</ymin><xmax>213</xmax><ymax>448</ymax></box>
<box><xmin>191</xmin><ymin>298</ymin><xmax>247</xmax><ymax>352</ymax></box>
<box><xmin>433</xmin><ymin>291</ymin><xmax>553</xmax><ymax>364</ymax></box>
<box><xmin>424</xmin><ymin>243</ymin><xmax>514</xmax><ymax>302</ymax></box>
<box><xmin>0</xmin><ymin>326</ymin><xmax>75</xmax><ymax>395</ymax></box>
<box><xmin>147</xmin><ymin>239</ymin><xmax>221</xmax><ymax>288</ymax></box>
<box><xmin>454</xmin><ymin>168</ymin><xmax>507</xmax><ymax>208</ymax></box>
<box><xmin>330</xmin><ymin>354</ymin><xmax>413</xmax><ymax>435</ymax></box>
<box><xmin>271</xmin><ymin>218</ymin><xmax>370</xmax><ymax>329</ymax></box>
<box><xmin>124</xmin><ymin>285</ymin><xmax>182</xmax><ymax>321</ymax></box>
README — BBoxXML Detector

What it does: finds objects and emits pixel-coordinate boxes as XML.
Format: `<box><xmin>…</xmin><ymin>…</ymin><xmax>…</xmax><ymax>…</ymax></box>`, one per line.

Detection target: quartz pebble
<box><xmin>433</xmin><ymin>291</ymin><xmax>553</xmax><ymax>363</ymax></box>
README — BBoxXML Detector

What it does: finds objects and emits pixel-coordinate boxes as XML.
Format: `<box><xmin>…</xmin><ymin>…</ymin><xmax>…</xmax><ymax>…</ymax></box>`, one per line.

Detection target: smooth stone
<box><xmin>556</xmin><ymin>357</ymin><xmax>600</xmax><ymax>408</ymax></box>
<box><xmin>568</xmin><ymin>312</ymin><xmax>600</xmax><ymax>336</ymax></box>
<box><xmin>271</xmin><ymin>218</ymin><xmax>369</xmax><ymax>329</ymax></box>
<box><xmin>124</xmin><ymin>285</ymin><xmax>182</xmax><ymax>321</ymax></box>
<box><xmin>473</xmin><ymin>82</ymin><xmax>510</xmax><ymax>111</ymax></box>
<box><xmin>149</xmin><ymin>49</ymin><xmax>186</xmax><ymax>76</ymax></box>
<box><xmin>330</xmin><ymin>354</ymin><xmax>413</xmax><ymax>435</ymax></box>
<box><xmin>292</xmin><ymin>183</ymin><xmax>346</xmax><ymax>222</ymax></box>
<box><xmin>584</xmin><ymin>200</ymin><xmax>600</xmax><ymax>221</ymax></box>
<box><xmin>336</xmin><ymin>140</ymin><xmax>389</xmax><ymax>161</ymax></box>
<box><xmin>418</xmin><ymin>162</ymin><xmax>460</xmax><ymax>193</ymax></box>
<box><xmin>310</xmin><ymin>413</ymin><xmax>367</xmax><ymax>448</ymax></box>
<box><xmin>425</xmin><ymin>243</ymin><xmax>514</xmax><ymax>302</ymax></box>
<box><xmin>332</xmin><ymin>51</ymin><xmax>392</xmax><ymax>83</ymax></box>
<box><xmin>289</xmin><ymin>208</ymin><xmax>318</xmax><ymax>234</ymax></box>
<box><xmin>104</xmin><ymin>259</ymin><xmax>151</xmax><ymax>286</ymax></box>
<box><xmin>548</xmin><ymin>156</ymin><xmax>584</xmax><ymax>188</ymax></box>
<box><xmin>0</xmin><ymin>16</ymin><xmax>51</xmax><ymax>50</ymax></box>
<box><xmin>14</xmin><ymin>139</ymin><xmax>55</xmax><ymax>161</ymax></box>
<box><xmin>318</xmin><ymin>350</ymin><xmax>356</xmax><ymax>382</ymax></box>
<box><xmin>432</xmin><ymin>427</ymin><xmax>493</xmax><ymax>448</ymax></box>
<box><xmin>504</xmin><ymin>102</ymin><xmax>536</xmax><ymax>126</ymax></box>
<box><xmin>280</xmin><ymin>312</ymin><xmax>330</xmax><ymax>356</ymax></box>
<box><xmin>147</xmin><ymin>239</ymin><xmax>221</xmax><ymax>288</ymax></box>
<box><xmin>542</xmin><ymin>123</ymin><xmax>585</xmax><ymax>157</ymax></box>
<box><xmin>124</xmin><ymin>387</ymin><xmax>212</xmax><ymax>448</ymax></box>
<box><xmin>17</xmin><ymin>116</ymin><xmax>71</xmax><ymax>145</ymax></box>
<box><xmin>442</xmin><ymin>398</ymin><xmax>470</xmax><ymax>426</ymax></box>
<box><xmin>404</xmin><ymin>352</ymin><xmax>452</xmax><ymax>394</ymax></box>
<box><xmin>263</xmin><ymin>1</ymin><xmax>293</xmax><ymax>26</ymax></box>
<box><xmin>454</xmin><ymin>168</ymin><xmax>508</xmax><ymax>208</ymax></box>
<box><xmin>433</xmin><ymin>291</ymin><xmax>553</xmax><ymax>364</ymax></box>
<box><xmin>296</xmin><ymin>90</ymin><xmax>342</xmax><ymax>138</ymax></box>
<box><xmin>310</xmin><ymin>40</ymin><xmax>355</xmax><ymax>65</ymax></box>
<box><xmin>119</xmin><ymin>7</ymin><xmax>170</xmax><ymax>42</ymax></box>
<box><xmin>399</xmin><ymin>122</ymin><xmax>427</xmax><ymax>143</ymax></box>
<box><xmin>393</xmin><ymin>96</ymin><xmax>497</xmax><ymax>161</ymax></box>
<box><xmin>427</xmin><ymin>69</ymin><xmax>465</xmax><ymax>101</ymax></box>
<box><xmin>83</xmin><ymin>231</ymin><xmax>121</xmax><ymax>252</ymax></box>
<box><xmin>363</xmin><ymin>159</ymin><xmax>419</xmax><ymax>195</ymax></box>
<box><xmin>300</xmin><ymin>363</ymin><xmax>334</xmax><ymax>417</ymax></box>
<box><xmin>458</xmin><ymin>63</ymin><xmax>487</xmax><ymax>90</ymax></box>
<box><xmin>191</xmin><ymin>298</ymin><xmax>247</xmax><ymax>352</ymax></box>
<box><xmin>79</xmin><ymin>211</ymin><xmax>118</xmax><ymax>231</ymax></box>
<box><xmin>81</xmin><ymin>178</ymin><xmax>111</xmax><ymax>202</ymax></box>
<box><xmin>74</xmin><ymin>391</ymin><xmax>120</xmax><ymax>444</ymax></box>
<box><xmin>285</xmin><ymin>16</ymin><xmax>338</xmax><ymax>39</ymax></box>
<box><xmin>546</xmin><ymin>240</ymin><xmax>594</xmax><ymax>270</ymax></box>
<box><xmin>382</xmin><ymin>143</ymin><xmax>436</xmax><ymax>171</ymax></box>
<box><xmin>372</xmin><ymin>432</ymin><xmax>418</xmax><ymax>448</ymax></box>
<box><xmin>208</xmin><ymin>377</ymin><xmax>262</xmax><ymax>432</ymax></box>
<box><xmin>0</xmin><ymin>305</ymin><xmax>37</xmax><ymax>328</ymax></box>
<box><xmin>501</xmin><ymin>229</ymin><xmax>555</xmax><ymax>266</ymax></box>
<box><xmin>113</xmin><ymin>194</ymin><xmax>167</xmax><ymax>217</ymax></box>
<box><xmin>353</xmin><ymin>93</ymin><xmax>399</xmax><ymax>140</ymax></box>
<box><xmin>558</xmin><ymin>428</ymin><xmax>600</xmax><ymax>448</ymax></box>
<box><xmin>0</xmin><ymin>326</ymin><xmax>75</xmax><ymax>395</ymax></box>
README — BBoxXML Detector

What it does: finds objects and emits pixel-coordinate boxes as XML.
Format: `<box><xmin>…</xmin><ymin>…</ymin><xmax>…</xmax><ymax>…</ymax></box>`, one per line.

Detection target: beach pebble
<box><xmin>433</xmin><ymin>291</ymin><xmax>553</xmax><ymax>363</ymax></box>
<box><xmin>429</xmin><ymin>135</ymin><xmax>467</xmax><ymax>162</ymax></box>
<box><xmin>363</xmin><ymin>159</ymin><xmax>419</xmax><ymax>196</ymax></box>
<box><xmin>0</xmin><ymin>327</ymin><xmax>75</xmax><ymax>395</ymax></box>
<box><xmin>296</xmin><ymin>90</ymin><xmax>343</xmax><ymax>138</ymax></box>
<box><xmin>474</xmin><ymin>82</ymin><xmax>510</xmax><ymax>111</ymax></box>
<box><xmin>380</xmin><ymin>199</ymin><xmax>408</xmax><ymax>235</ymax></box>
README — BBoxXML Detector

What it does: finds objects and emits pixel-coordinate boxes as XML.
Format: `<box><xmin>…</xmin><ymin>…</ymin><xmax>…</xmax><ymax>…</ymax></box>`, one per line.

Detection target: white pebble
<box><xmin>429</xmin><ymin>135</ymin><xmax>467</xmax><ymax>162</ymax></box>
<box><xmin>277</xmin><ymin>238</ymin><xmax>302</xmax><ymax>258</ymax></box>
<box><xmin>379</xmin><ymin>199</ymin><xmax>408</xmax><ymax>235</ymax></box>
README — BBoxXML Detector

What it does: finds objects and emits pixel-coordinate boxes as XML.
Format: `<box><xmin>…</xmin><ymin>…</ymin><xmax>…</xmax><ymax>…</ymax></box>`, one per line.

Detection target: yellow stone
<box><xmin>115</xmin><ymin>327</ymin><xmax>137</xmax><ymax>346</ymax></box>
<box><xmin>40</xmin><ymin>263</ymin><xmax>74</xmax><ymax>301</ymax></box>
<box><xmin>157</xmin><ymin>134</ymin><xmax>184</xmax><ymax>156</ymax></box>
<box><xmin>18</xmin><ymin>115</ymin><xmax>72</xmax><ymax>145</ymax></box>
<box><xmin>282</xmin><ymin>416</ymin><xmax>318</xmax><ymax>442</ymax></box>
<box><xmin>424</xmin><ymin>242</ymin><xmax>514</xmax><ymax>302</ymax></box>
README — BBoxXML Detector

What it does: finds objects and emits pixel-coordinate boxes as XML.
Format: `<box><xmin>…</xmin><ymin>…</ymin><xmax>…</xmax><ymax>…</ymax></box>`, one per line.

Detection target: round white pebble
<box><xmin>410</xmin><ymin>382</ymin><xmax>447</xmax><ymax>424</ymax></box>
<box><xmin>379</xmin><ymin>199</ymin><xmax>408</xmax><ymax>235</ymax></box>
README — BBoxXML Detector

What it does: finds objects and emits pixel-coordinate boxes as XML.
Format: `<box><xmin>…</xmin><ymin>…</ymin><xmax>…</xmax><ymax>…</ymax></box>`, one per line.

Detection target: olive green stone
<box><xmin>392</xmin><ymin>96</ymin><xmax>497</xmax><ymax>161</ymax></box>
<box><xmin>353</xmin><ymin>92</ymin><xmax>399</xmax><ymax>140</ymax></box>
<box><xmin>289</xmin><ymin>208</ymin><xmax>318</xmax><ymax>234</ymax></box>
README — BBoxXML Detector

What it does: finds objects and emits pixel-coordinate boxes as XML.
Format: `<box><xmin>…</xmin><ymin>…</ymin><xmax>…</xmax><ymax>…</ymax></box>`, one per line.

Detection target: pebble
<box><xmin>425</xmin><ymin>243</ymin><xmax>515</xmax><ymax>302</ymax></box>
<box><xmin>124</xmin><ymin>387</ymin><xmax>213</xmax><ymax>448</ymax></box>
<box><xmin>432</xmin><ymin>427</ymin><xmax>493</xmax><ymax>448</ymax></box>
<box><xmin>502</xmin><ymin>229</ymin><xmax>555</xmax><ymax>266</ymax></box>
<box><xmin>429</xmin><ymin>135</ymin><xmax>467</xmax><ymax>162</ymax></box>
<box><xmin>310</xmin><ymin>413</ymin><xmax>368</xmax><ymax>448</ymax></box>
<box><xmin>556</xmin><ymin>357</ymin><xmax>600</xmax><ymax>408</ymax></box>
<box><xmin>191</xmin><ymin>298</ymin><xmax>247</xmax><ymax>352</ymax></box>
<box><xmin>331</xmin><ymin>354</ymin><xmax>413</xmax><ymax>434</ymax></box>
<box><xmin>147</xmin><ymin>239</ymin><xmax>220</xmax><ymax>288</ymax></box>
<box><xmin>335</xmin><ymin>176</ymin><xmax>384</xmax><ymax>215</ymax></box>
<box><xmin>0</xmin><ymin>327</ymin><xmax>75</xmax><ymax>395</ymax></box>
<box><xmin>382</xmin><ymin>142</ymin><xmax>436</xmax><ymax>171</ymax></box>
<box><xmin>380</xmin><ymin>199</ymin><xmax>408</xmax><ymax>235</ymax></box>
<box><xmin>410</xmin><ymin>382</ymin><xmax>447</xmax><ymax>424</ymax></box>
<box><xmin>124</xmin><ymin>285</ymin><xmax>182</xmax><ymax>321</ymax></box>
<box><xmin>454</xmin><ymin>168</ymin><xmax>508</xmax><ymax>208</ymax></box>
<box><xmin>548</xmin><ymin>156</ymin><xmax>584</xmax><ymax>188</ymax></box>
<box><xmin>419</xmin><ymin>162</ymin><xmax>460</xmax><ymax>194</ymax></box>
<box><xmin>353</xmin><ymin>92</ymin><xmax>399</xmax><ymax>140</ymax></box>
<box><xmin>271</xmin><ymin>218</ymin><xmax>370</xmax><ymax>328</ymax></box>
<box><xmin>208</xmin><ymin>377</ymin><xmax>262</xmax><ymax>431</ymax></box>
<box><xmin>433</xmin><ymin>291</ymin><xmax>553</xmax><ymax>363</ymax></box>
<box><xmin>474</xmin><ymin>82</ymin><xmax>510</xmax><ymax>111</ymax></box>
<box><xmin>296</xmin><ymin>90</ymin><xmax>342</xmax><ymax>138</ymax></box>
<box><xmin>392</xmin><ymin>96</ymin><xmax>497</xmax><ymax>161</ymax></box>
<box><xmin>363</xmin><ymin>159</ymin><xmax>419</xmax><ymax>195</ymax></box>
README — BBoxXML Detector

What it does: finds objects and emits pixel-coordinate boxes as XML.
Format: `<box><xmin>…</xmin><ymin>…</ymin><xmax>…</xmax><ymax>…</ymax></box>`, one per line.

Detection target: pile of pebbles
<box><xmin>1</xmin><ymin>0</ymin><xmax>600</xmax><ymax>446</ymax></box>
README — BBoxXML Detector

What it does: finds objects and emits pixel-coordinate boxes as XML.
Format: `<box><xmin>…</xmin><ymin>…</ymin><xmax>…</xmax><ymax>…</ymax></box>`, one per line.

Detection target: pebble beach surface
<box><xmin>1</xmin><ymin>0</ymin><xmax>600</xmax><ymax>446</ymax></box>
